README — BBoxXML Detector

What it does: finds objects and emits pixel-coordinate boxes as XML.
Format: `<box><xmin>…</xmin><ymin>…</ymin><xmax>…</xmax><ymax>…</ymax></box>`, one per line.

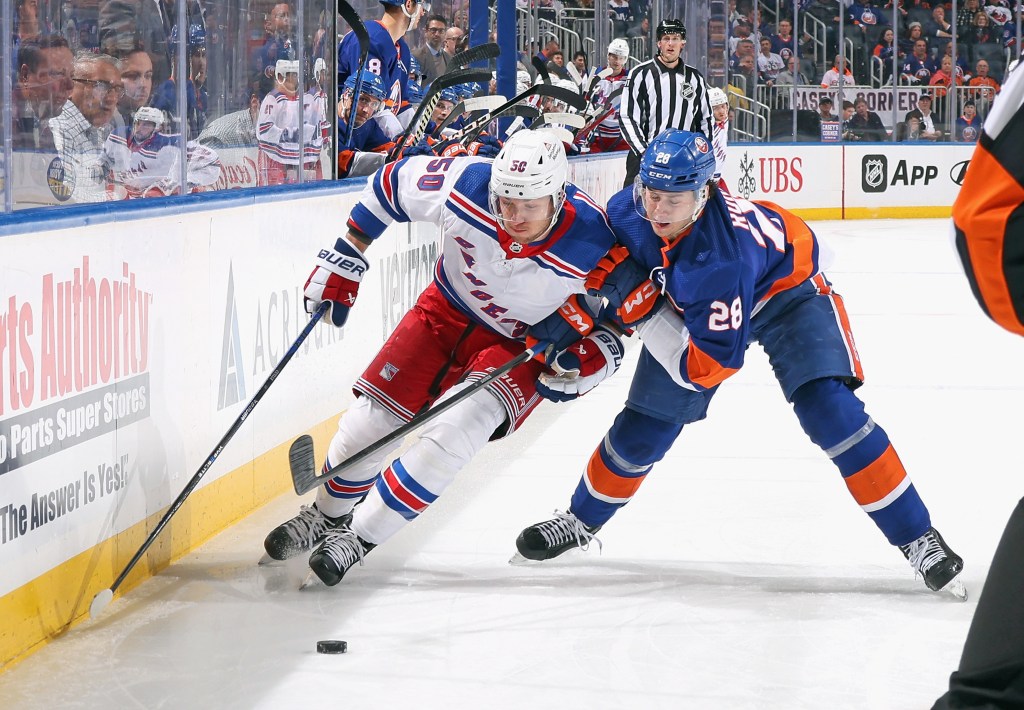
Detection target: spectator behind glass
<box><xmin>547</xmin><ymin>50</ymin><xmax>571</xmax><ymax>80</ymax></box>
<box><xmin>198</xmin><ymin>74</ymin><xmax>272</xmax><ymax>150</ymax></box>
<box><xmin>151</xmin><ymin>23</ymin><xmax>208</xmax><ymax>138</ymax></box>
<box><xmin>929</xmin><ymin>55</ymin><xmax>965</xmax><ymax>100</ymax></box>
<box><xmin>924</xmin><ymin>5</ymin><xmax>954</xmax><ymax>45</ymax></box>
<box><xmin>955</xmin><ymin>100</ymin><xmax>981</xmax><ymax>143</ymax></box>
<box><xmin>609</xmin><ymin>0</ymin><xmax>631</xmax><ymax>38</ymax></box>
<box><xmin>820</xmin><ymin>54</ymin><xmax>854</xmax><ymax>88</ymax></box>
<box><xmin>50</xmin><ymin>52</ymin><xmax>126</xmax><ymax>202</ymax></box>
<box><xmin>116</xmin><ymin>45</ymin><xmax>154</xmax><ymax>129</ymax></box>
<box><xmin>412</xmin><ymin>14</ymin><xmax>448</xmax><ymax>85</ymax></box>
<box><xmin>757</xmin><ymin>36</ymin><xmax>785</xmax><ymax>87</ymax></box>
<box><xmin>16</xmin><ymin>0</ymin><xmax>44</xmax><ymax>43</ymax></box>
<box><xmin>904</xmin><ymin>92</ymin><xmax>942</xmax><ymax>140</ymax></box>
<box><xmin>897</xmin><ymin>114</ymin><xmax>924</xmax><ymax>141</ymax></box>
<box><xmin>443</xmin><ymin>26</ymin><xmax>465</xmax><ymax>61</ymax></box>
<box><xmin>840</xmin><ymin>99</ymin><xmax>856</xmax><ymax>140</ymax></box>
<box><xmin>872</xmin><ymin>28</ymin><xmax>899</xmax><ymax>84</ymax></box>
<box><xmin>252</xmin><ymin>3</ymin><xmax>294</xmax><ymax>80</ymax></box>
<box><xmin>816</xmin><ymin>95</ymin><xmax>837</xmax><ymax>122</ymax></box>
<box><xmin>736</xmin><ymin>55</ymin><xmax>757</xmax><ymax>98</ymax></box>
<box><xmin>969</xmin><ymin>59</ymin><xmax>1001</xmax><ymax>103</ymax></box>
<box><xmin>13</xmin><ymin>35</ymin><xmax>74</xmax><ymax>150</ymax></box>
<box><xmin>98</xmin><ymin>0</ymin><xmax>171</xmax><ymax>86</ymax></box>
<box><xmin>849</xmin><ymin>97</ymin><xmax>886</xmax><ymax>141</ymax></box>
<box><xmin>900</xmin><ymin>38</ymin><xmax>933</xmax><ymax>85</ymax></box>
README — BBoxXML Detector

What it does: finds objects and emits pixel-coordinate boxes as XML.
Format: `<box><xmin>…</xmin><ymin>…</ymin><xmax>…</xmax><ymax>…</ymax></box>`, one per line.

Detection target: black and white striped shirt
<box><xmin>620</xmin><ymin>57</ymin><xmax>713</xmax><ymax>154</ymax></box>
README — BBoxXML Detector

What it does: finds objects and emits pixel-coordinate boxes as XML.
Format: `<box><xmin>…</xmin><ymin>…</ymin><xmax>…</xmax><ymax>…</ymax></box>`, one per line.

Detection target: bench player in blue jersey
<box><xmin>514</xmin><ymin>128</ymin><xmax>966</xmax><ymax>599</ymax></box>
<box><xmin>262</xmin><ymin>129</ymin><xmax>620</xmax><ymax>586</ymax></box>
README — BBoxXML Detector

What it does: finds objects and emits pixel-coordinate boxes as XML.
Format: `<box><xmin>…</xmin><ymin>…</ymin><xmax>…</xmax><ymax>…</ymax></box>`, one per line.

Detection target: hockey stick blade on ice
<box><xmin>289</xmin><ymin>340</ymin><xmax>549</xmax><ymax>496</ymax></box>
<box><xmin>387</xmin><ymin>67</ymin><xmax>493</xmax><ymax>162</ymax></box>
<box><xmin>89</xmin><ymin>302</ymin><xmax>330</xmax><ymax>619</ymax></box>
<box><xmin>338</xmin><ymin>0</ymin><xmax>370</xmax><ymax>150</ymax></box>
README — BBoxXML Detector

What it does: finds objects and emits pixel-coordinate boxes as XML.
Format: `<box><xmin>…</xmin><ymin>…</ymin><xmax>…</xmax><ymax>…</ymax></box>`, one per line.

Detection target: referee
<box><xmin>620</xmin><ymin>19</ymin><xmax>713</xmax><ymax>187</ymax></box>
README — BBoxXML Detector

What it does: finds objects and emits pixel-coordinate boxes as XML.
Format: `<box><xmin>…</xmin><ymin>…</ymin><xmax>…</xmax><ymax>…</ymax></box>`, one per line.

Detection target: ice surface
<box><xmin>4</xmin><ymin>219</ymin><xmax>1023</xmax><ymax>709</ymax></box>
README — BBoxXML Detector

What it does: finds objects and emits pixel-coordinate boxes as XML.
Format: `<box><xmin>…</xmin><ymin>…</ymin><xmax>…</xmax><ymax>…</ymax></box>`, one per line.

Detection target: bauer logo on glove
<box><xmin>305</xmin><ymin>237</ymin><xmax>370</xmax><ymax>327</ymax></box>
<box><xmin>536</xmin><ymin>326</ymin><xmax>625</xmax><ymax>403</ymax></box>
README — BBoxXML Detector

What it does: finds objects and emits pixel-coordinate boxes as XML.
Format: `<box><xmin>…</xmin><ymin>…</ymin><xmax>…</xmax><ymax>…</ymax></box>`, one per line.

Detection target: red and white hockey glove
<box><xmin>304</xmin><ymin>237</ymin><xmax>369</xmax><ymax>327</ymax></box>
<box><xmin>536</xmin><ymin>326</ymin><xmax>624</xmax><ymax>403</ymax></box>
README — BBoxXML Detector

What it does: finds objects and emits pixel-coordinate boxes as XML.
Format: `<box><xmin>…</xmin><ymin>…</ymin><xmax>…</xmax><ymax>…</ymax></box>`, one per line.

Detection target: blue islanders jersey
<box><xmin>607</xmin><ymin>186</ymin><xmax>821</xmax><ymax>390</ymax></box>
<box><xmin>338</xmin><ymin>21</ymin><xmax>410</xmax><ymax>115</ymax></box>
<box><xmin>347</xmin><ymin>156</ymin><xmax>616</xmax><ymax>338</ymax></box>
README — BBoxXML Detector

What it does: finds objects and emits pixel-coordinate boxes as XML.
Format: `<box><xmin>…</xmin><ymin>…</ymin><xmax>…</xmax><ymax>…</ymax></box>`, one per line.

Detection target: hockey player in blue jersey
<box><xmin>337</xmin><ymin>70</ymin><xmax>396</xmax><ymax>178</ymax></box>
<box><xmin>338</xmin><ymin>0</ymin><xmax>420</xmax><ymax>134</ymax></box>
<box><xmin>262</xmin><ymin>129</ymin><xmax>620</xmax><ymax>587</ymax></box>
<box><xmin>514</xmin><ymin>128</ymin><xmax>967</xmax><ymax>599</ymax></box>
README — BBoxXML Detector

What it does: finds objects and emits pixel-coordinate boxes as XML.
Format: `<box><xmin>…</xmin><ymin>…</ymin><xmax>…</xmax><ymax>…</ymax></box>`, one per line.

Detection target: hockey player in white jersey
<box><xmin>263</xmin><ymin>129</ymin><xmax>620</xmax><ymax>586</ymax></box>
<box><xmin>105</xmin><ymin>106</ymin><xmax>221</xmax><ymax>198</ymax></box>
<box><xmin>584</xmin><ymin>38</ymin><xmax>631</xmax><ymax>154</ymax></box>
<box><xmin>257</xmin><ymin>59</ymin><xmax>331</xmax><ymax>185</ymax></box>
<box><xmin>708</xmin><ymin>87</ymin><xmax>729</xmax><ymax>182</ymax></box>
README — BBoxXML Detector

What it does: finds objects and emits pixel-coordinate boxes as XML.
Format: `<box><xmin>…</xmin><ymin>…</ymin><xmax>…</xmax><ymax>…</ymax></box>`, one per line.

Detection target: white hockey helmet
<box><xmin>133</xmin><ymin>106</ymin><xmax>164</xmax><ymax>126</ymax></box>
<box><xmin>489</xmin><ymin>128</ymin><xmax>568</xmax><ymax>236</ymax></box>
<box><xmin>608</xmin><ymin>39</ymin><xmax>630</xmax><ymax>59</ymax></box>
<box><xmin>708</xmin><ymin>87</ymin><xmax>728</xmax><ymax>107</ymax></box>
<box><xmin>275</xmin><ymin>59</ymin><xmax>300</xmax><ymax>84</ymax></box>
<box><xmin>313</xmin><ymin>57</ymin><xmax>327</xmax><ymax>83</ymax></box>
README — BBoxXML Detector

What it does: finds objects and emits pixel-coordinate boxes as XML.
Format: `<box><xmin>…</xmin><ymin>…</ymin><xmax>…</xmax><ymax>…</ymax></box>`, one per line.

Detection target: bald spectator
<box><xmin>968</xmin><ymin>59</ymin><xmax>1001</xmax><ymax>106</ymax></box>
<box><xmin>443</xmin><ymin>26</ymin><xmax>465</xmax><ymax>62</ymax></box>
<box><xmin>13</xmin><ymin>35</ymin><xmax>74</xmax><ymax>150</ymax></box>
<box><xmin>50</xmin><ymin>52</ymin><xmax>126</xmax><ymax>202</ymax></box>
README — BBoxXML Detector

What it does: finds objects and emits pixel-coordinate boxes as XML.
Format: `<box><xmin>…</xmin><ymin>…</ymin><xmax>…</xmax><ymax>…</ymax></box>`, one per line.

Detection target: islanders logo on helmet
<box><xmin>639</xmin><ymin>129</ymin><xmax>716</xmax><ymax>191</ymax></box>
<box><xmin>344</xmin><ymin>70</ymin><xmax>387</xmax><ymax>101</ymax></box>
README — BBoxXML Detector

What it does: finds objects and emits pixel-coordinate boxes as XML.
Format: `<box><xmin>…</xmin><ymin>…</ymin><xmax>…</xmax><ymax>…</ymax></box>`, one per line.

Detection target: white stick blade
<box><xmin>542</xmin><ymin>112</ymin><xmax>586</xmax><ymax>129</ymax></box>
<box><xmin>463</xmin><ymin>95</ymin><xmax>507</xmax><ymax>112</ymax></box>
<box><xmin>89</xmin><ymin>588</ymin><xmax>114</xmax><ymax>619</ymax></box>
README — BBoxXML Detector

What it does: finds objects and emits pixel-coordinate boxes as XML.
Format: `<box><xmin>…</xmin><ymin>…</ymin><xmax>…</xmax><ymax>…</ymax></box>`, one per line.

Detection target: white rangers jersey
<box><xmin>346</xmin><ymin>156</ymin><xmax>616</xmax><ymax>338</ymax></box>
<box><xmin>257</xmin><ymin>88</ymin><xmax>330</xmax><ymax>166</ymax></box>
<box><xmin>712</xmin><ymin>118</ymin><xmax>728</xmax><ymax>179</ymax></box>
<box><xmin>593</xmin><ymin>67</ymin><xmax>628</xmax><ymax>140</ymax></box>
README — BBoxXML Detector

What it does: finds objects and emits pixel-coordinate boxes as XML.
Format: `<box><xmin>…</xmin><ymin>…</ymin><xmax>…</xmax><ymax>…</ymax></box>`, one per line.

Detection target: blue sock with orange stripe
<box><xmin>791</xmin><ymin>378</ymin><xmax>930</xmax><ymax>546</ymax></box>
<box><xmin>570</xmin><ymin>408</ymin><xmax>682</xmax><ymax>528</ymax></box>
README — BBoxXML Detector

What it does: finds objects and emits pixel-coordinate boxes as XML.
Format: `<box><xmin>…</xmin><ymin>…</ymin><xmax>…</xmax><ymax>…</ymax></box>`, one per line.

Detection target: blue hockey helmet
<box><xmin>639</xmin><ymin>129</ymin><xmax>715</xmax><ymax>192</ymax></box>
<box><xmin>635</xmin><ymin>129</ymin><xmax>716</xmax><ymax>235</ymax></box>
<box><xmin>170</xmin><ymin>22</ymin><xmax>206</xmax><ymax>54</ymax></box>
<box><xmin>343</xmin><ymin>70</ymin><xmax>388</xmax><ymax>102</ymax></box>
<box><xmin>438</xmin><ymin>87</ymin><xmax>460</xmax><ymax>105</ymax></box>
<box><xmin>408</xmin><ymin>55</ymin><xmax>422</xmax><ymax>80</ymax></box>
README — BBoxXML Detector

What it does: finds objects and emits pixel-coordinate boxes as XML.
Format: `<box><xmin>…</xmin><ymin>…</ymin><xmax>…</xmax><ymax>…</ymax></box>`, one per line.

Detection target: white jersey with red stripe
<box><xmin>593</xmin><ymin>66</ymin><xmax>628</xmax><ymax>140</ymax></box>
<box><xmin>346</xmin><ymin>156</ymin><xmax>616</xmax><ymax>339</ymax></box>
<box><xmin>712</xmin><ymin>119</ymin><xmax>728</xmax><ymax>179</ymax></box>
<box><xmin>257</xmin><ymin>88</ymin><xmax>330</xmax><ymax>166</ymax></box>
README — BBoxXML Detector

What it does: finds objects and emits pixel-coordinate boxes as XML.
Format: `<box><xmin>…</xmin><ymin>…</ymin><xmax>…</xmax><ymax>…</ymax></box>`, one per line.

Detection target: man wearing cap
<box><xmin>620</xmin><ymin>18</ymin><xmax>713</xmax><ymax>187</ymax></box>
<box><xmin>904</xmin><ymin>92</ymin><xmax>943</xmax><ymax>140</ymax></box>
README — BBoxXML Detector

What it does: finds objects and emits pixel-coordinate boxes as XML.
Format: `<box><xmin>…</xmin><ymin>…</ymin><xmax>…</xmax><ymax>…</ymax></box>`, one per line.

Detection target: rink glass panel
<box><xmin>2</xmin><ymin>0</ymin><xmax>335</xmax><ymax>212</ymax></box>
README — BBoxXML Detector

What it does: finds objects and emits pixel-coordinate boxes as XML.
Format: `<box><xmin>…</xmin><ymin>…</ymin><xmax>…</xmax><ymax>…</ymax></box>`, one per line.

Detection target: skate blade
<box><xmin>257</xmin><ymin>553</ymin><xmax>279</xmax><ymax>566</ymax></box>
<box><xmin>942</xmin><ymin>577</ymin><xmax>968</xmax><ymax>602</ymax></box>
<box><xmin>508</xmin><ymin>552</ymin><xmax>542</xmax><ymax>566</ymax></box>
<box><xmin>300</xmin><ymin>571</ymin><xmax>323</xmax><ymax>590</ymax></box>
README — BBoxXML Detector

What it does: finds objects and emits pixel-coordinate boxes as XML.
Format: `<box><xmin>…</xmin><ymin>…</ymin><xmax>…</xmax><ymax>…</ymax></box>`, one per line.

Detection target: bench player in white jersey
<box><xmin>256</xmin><ymin>59</ymin><xmax>330</xmax><ymax>185</ymax></box>
<box><xmin>262</xmin><ymin>129</ymin><xmax>619</xmax><ymax>586</ymax></box>
<box><xmin>585</xmin><ymin>38</ymin><xmax>631</xmax><ymax>154</ymax></box>
<box><xmin>708</xmin><ymin>87</ymin><xmax>729</xmax><ymax>183</ymax></box>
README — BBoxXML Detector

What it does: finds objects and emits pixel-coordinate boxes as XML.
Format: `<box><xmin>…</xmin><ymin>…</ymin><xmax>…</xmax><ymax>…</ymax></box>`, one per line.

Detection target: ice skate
<box><xmin>307</xmin><ymin>528</ymin><xmax>375</xmax><ymax>587</ymax></box>
<box><xmin>261</xmin><ymin>504</ymin><xmax>351</xmax><ymax>563</ymax></box>
<box><xmin>511</xmin><ymin>510</ymin><xmax>602</xmax><ymax>563</ymax></box>
<box><xmin>899</xmin><ymin>527</ymin><xmax>967</xmax><ymax>600</ymax></box>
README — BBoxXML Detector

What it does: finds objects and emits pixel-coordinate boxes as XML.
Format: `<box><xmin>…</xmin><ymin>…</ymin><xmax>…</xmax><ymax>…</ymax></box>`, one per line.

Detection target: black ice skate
<box><xmin>262</xmin><ymin>504</ymin><xmax>351</xmax><ymax>562</ymax></box>
<box><xmin>899</xmin><ymin>527</ymin><xmax>967</xmax><ymax>600</ymax></box>
<box><xmin>512</xmin><ymin>510</ymin><xmax>602</xmax><ymax>563</ymax></box>
<box><xmin>307</xmin><ymin>528</ymin><xmax>375</xmax><ymax>587</ymax></box>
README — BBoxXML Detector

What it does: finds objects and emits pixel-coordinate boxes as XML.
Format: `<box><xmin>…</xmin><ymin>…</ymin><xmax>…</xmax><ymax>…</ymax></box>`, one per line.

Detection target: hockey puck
<box><xmin>316</xmin><ymin>640</ymin><xmax>347</xmax><ymax>654</ymax></box>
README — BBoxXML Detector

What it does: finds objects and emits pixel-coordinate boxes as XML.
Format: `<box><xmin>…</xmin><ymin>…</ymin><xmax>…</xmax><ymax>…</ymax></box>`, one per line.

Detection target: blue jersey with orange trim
<box><xmin>607</xmin><ymin>185</ymin><xmax>821</xmax><ymax>390</ymax></box>
<box><xmin>338</xmin><ymin>21</ymin><xmax>410</xmax><ymax>115</ymax></box>
<box><xmin>348</xmin><ymin>156</ymin><xmax>616</xmax><ymax>338</ymax></box>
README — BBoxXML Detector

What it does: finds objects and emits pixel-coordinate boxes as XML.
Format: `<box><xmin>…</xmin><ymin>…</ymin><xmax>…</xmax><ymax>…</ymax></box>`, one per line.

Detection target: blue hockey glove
<box><xmin>536</xmin><ymin>326</ymin><xmax>625</xmax><ymax>402</ymax></box>
<box><xmin>402</xmin><ymin>138</ymin><xmax>437</xmax><ymax>157</ymax></box>
<box><xmin>526</xmin><ymin>294</ymin><xmax>600</xmax><ymax>364</ymax></box>
<box><xmin>303</xmin><ymin>237</ymin><xmax>370</xmax><ymax>327</ymax></box>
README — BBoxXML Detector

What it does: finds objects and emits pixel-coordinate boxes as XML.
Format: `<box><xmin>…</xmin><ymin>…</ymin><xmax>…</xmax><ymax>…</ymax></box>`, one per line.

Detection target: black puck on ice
<box><xmin>316</xmin><ymin>640</ymin><xmax>347</xmax><ymax>654</ymax></box>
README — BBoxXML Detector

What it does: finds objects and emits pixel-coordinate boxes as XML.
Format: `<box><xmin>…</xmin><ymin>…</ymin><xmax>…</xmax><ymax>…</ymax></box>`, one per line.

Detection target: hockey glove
<box><xmin>304</xmin><ymin>237</ymin><xmax>370</xmax><ymax>327</ymax></box>
<box><xmin>402</xmin><ymin>137</ymin><xmax>437</xmax><ymax>157</ymax></box>
<box><xmin>467</xmin><ymin>134</ymin><xmax>502</xmax><ymax>157</ymax></box>
<box><xmin>526</xmin><ymin>294</ymin><xmax>600</xmax><ymax>364</ymax></box>
<box><xmin>585</xmin><ymin>245</ymin><xmax>650</xmax><ymax>309</ymax></box>
<box><xmin>536</xmin><ymin>326</ymin><xmax>625</xmax><ymax>403</ymax></box>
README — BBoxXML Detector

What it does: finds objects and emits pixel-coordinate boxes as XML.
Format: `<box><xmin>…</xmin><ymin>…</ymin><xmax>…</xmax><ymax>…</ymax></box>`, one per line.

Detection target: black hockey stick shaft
<box><xmin>532</xmin><ymin>55</ymin><xmax>551</xmax><ymax>84</ymax></box>
<box><xmin>386</xmin><ymin>67</ymin><xmax>492</xmax><ymax>162</ymax></box>
<box><xmin>91</xmin><ymin>303</ymin><xmax>330</xmax><ymax>614</ymax></box>
<box><xmin>290</xmin><ymin>339</ymin><xmax>548</xmax><ymax>495</ymax></box>
<box><xmin>432</xmin><ymin>84</ymin><xmax>586</xmax><ymax>153</ymax></box>
<box><xmin>449</xmin><ymin>42</ymin><xmax>500</xmax><ymax>69</ymax></box>
<box><xmin>338</xmin><ymin>0</ymin><xmax>370</xmax><ymax>150</ymax></box>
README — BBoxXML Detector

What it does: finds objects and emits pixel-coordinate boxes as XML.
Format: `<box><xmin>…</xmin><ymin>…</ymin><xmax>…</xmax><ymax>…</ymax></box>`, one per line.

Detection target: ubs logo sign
<box><xmin>47</xmin><ymin>157</ymin><xmax>74</xmax><ymax>201</ymax></box>
<box><xmin>862</xmin><ymin>155</ymin><xmax>887</xmax><ymax>193</ymax></box>
<box><xmin>950</xmin><ymin>160</ymin><xmax>970</xmax><ymax>186</ymax></box>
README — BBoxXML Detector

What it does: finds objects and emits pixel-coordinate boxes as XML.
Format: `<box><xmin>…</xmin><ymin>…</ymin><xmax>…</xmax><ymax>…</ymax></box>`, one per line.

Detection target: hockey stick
<box><xmin>89</xmin><ymin>303</ymin><xmax>331</xmax><ymax>618</ymax></box>
<box><xmin>433</xmin><ymin>95</ymin><xmax>507</xmax><ymax>138</ymax></box>
<box><xmin>289</xmin><ymin>339</ymin><xmax>549</xmax><ymax>495</ymax></box>
<box><xmin>531</xmin><ymin>55</ymin><xmax>552</xmax><ymax>84</ymax></box>
<box><xmin>535</xmin><ymin>112</ymin><xmax>586</xmax><ymax>129</ymax></box>
<box><xmin>432</xmin><ymin>84</ymin><xmax>587</xmax><ymax>154</ymax></box>
<box><xmin>386</xmin><ymin>67</ymin><xmax>493</xmax><ymax>162</ymax></box>
<box><xmin>449</xmin><ymin>42</ymin><xmax>500</xmax><ymax>70</ymax></box>
<box><xmin>583</xmin><ymin>67</ymin><xmax>615</xmax><ymax>105</ymax></box>
<box><xmin>338</xmin><ymin>0</ymin><xmax>370</xmax><ymax>150</ymax></box>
